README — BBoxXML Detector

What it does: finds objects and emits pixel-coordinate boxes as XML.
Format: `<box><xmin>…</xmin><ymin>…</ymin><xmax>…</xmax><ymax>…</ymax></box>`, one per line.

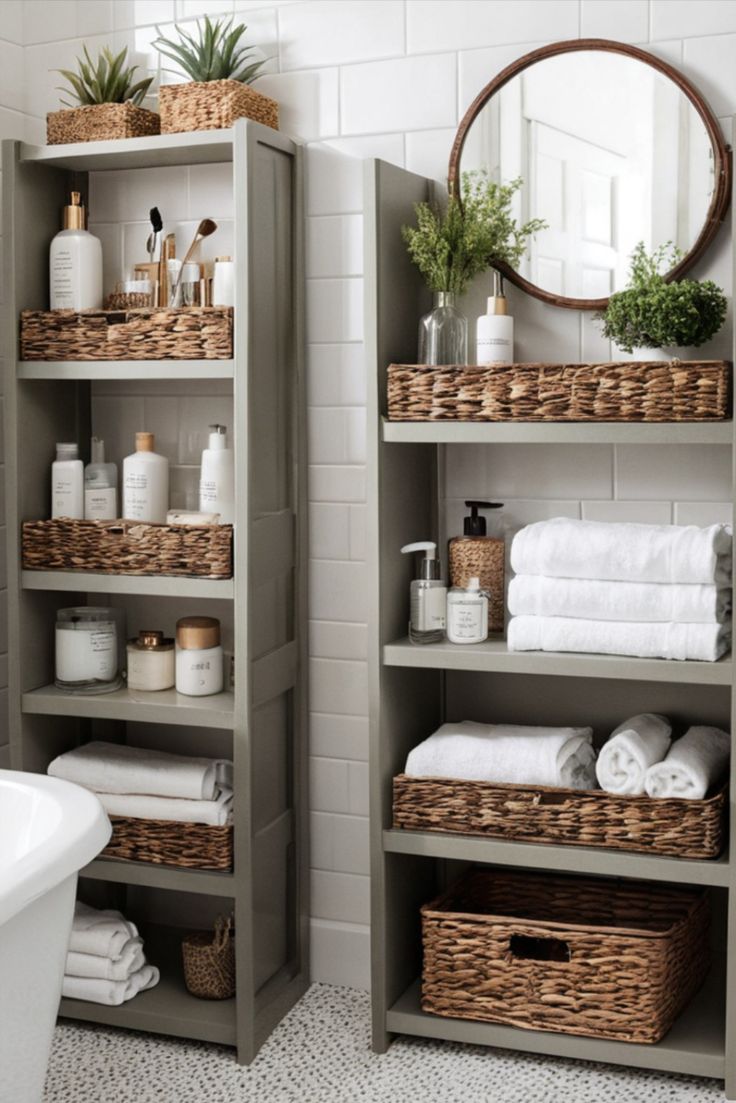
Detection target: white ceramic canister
<box><xmin>446</xmin><ymin>576</ymin><xmax>489</xmax><ymax>645</ymax></box>
<box><xmin>175</xmin><ymin>616</ymin><xmax>224</xmax><ymax>697</ymax></box>
<box><xmin>55</xmin><ymin>606</ymin><xmax>123</xmax><ymax>694</ymax></box>
<box><xmin>212</xmin><ymin>256</ymin><xmax>234</xmax><ymax>307</ymax></box>
<box><xmin>126</xmin><ymin>630</ymin><xmax>175</xmax><ymax>692</ymax></box>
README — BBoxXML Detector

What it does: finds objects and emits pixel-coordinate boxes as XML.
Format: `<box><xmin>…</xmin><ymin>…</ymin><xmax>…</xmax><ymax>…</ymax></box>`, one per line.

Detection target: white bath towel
<box><xmin>68</xmin><ymin>902</ymin><xmax>139</xmax><ymax>959</ymax></box>
<box><xmin>62</xmin><ymin>963</ymin><xmax>160</xmax><ymax>1006</ymax></box>
<box><xmin>507</xmin><ymin>615</ymin><xmax>730</xmax><ymax>662</ymax></box>
<box><xmin>644</xmin><ymin>726</ymin><xmax>731</xmax><ymax>800</ymax></box>
<box><xmin>508</xmin><ymin>574</ymin><xmax>731</xmax><ymax>624</ymax></box>
<box><xmin>404</xmin><ymin>720</ymin><xmax>597</xmax><ymax>790</ymax></box>
<box><xmin>595</xmin><ymin>714</ymin><xmax>672</xmax><ymax>795</ymax></box>
<box><xmin>66</xmin><ymin>938</ymin><xmax>145</xmax><ymax>981</ymax></box>
<box><xmin>48</xmin><ymin>741</ymin><xmax>233</xmax><ymax>800</ymax></box>
<box><xmin>510</xmin><ymin>518</ymin><xmax>732</xmax><ymax>585</ymax></box>
<box><xmin>97</xmin><ymin>786</ymin><xmax>233</xmax><ymax>826</ymax></box>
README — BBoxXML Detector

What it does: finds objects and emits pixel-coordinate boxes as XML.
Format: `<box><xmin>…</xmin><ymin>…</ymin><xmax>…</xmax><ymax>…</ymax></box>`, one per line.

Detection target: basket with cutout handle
<box><xmin>182</xmin><ymin>914</ymin><xmax>235</xmax><ymax>1000</ymax></box>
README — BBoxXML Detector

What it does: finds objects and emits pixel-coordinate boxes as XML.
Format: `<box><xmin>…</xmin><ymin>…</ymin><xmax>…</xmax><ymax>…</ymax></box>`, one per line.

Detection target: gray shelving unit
<box><xmin>2</xmin><ymin>120</ymin><xmax>308</xmax><ymax>1064</ymax></box>
<box><xmin>365</xmin><ymin>158</ymin><xmax>736</xmax><ymax>1095</ymax></box>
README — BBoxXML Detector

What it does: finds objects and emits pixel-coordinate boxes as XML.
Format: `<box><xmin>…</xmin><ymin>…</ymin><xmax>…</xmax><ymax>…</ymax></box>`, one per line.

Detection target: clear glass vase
<box><xmin>418</xmin><ymin>291</ymin><xmax>468</xmax><ymax>366</ymax></box>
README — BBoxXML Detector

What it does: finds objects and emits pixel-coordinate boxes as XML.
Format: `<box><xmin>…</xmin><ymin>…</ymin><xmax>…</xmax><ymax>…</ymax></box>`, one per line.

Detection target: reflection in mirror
<box><xmin>459</xmin><ymin>51</ymin><xmax>717</xmax><ymax>301</ymax></box>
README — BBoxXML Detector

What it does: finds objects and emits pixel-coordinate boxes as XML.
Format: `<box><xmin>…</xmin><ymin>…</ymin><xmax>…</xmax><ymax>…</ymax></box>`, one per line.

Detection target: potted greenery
<box><xmin>48</xmin><ymin>46</ymin><xmax>157</xmax><ymax>145</ymax></box>
<box><xmin>597</xmin><ymin>242</ymin><xmax>727</xmax><ymax>356</ymax></box>
<box><xmin>153</xmin><ymin>16</ymin><xmax>277</xmax><ymax>134</ymax></box>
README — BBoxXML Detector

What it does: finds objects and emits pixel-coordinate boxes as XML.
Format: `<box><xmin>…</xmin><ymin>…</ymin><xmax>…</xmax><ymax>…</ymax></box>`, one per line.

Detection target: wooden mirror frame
<box><xmin>447</xmin><ymin>38</ymin><xmax>732</xmax><ymax>311</ymax></box>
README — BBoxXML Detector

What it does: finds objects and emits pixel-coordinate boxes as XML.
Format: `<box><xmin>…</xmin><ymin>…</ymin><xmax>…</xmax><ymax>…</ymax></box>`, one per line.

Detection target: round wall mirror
<box><xmin>448</xmin><ymin>39</ymin><xmax>732</xmax><ymax>310</ymax></box>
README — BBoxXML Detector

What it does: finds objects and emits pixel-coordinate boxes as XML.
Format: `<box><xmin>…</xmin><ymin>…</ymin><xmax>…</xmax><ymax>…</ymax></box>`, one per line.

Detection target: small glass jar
<box><xmin>175</xmin><ymin>616</ymin><xmax>224</xmax><ymax>697</ymax></box>
<box><xmin>126</xmin><ymin>630</ymin><xmax>175</xmax><ymax>692</ymax></box>
<box><xmin>55</xmin><ymin>606</ymin><xmax>124</xmax><ymax>695</ymax></box>
<box><xmin>418</xmin><ymin>291</ymin><xmax>468</xmax><ymax>366</ymax></box>
<box><xmin>446</xmin><ymin>577</ymin><xmax>489</xmax><ymax>645</ymax></box>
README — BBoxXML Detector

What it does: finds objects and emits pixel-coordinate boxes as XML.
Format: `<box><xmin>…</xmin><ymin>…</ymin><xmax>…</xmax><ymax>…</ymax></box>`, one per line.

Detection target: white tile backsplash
<box><xmin>307</xmin><ymin>278</ymin><xmax>364</xmax><ymax>343</ymax></box>
<box><xmin>309</xmin><ymin>619</ymin><xmax>367</xmax><ymax>661</ymax></box>
<box><xmin>404</xmin><ymin>127</ymin><xmax>456</xmax><ymax>184</ymax></box>
<box><xmin>309</xmin><ymin>559</ymin><xmax>369</xmax><ymax>623</ymax></box>
<box><xmin>580</xmin><ymin>0</ymin><xmax>649</xmax><ymax>40</ymax></box>
<box><xmin>651</xmin><ymin>0</ymin><xmax>736</xmax><ymax>39</ymax></box>
<box><xmin>310</xmin><ymin>712</ymin><xmax>369</xmax><ymax>762</ymax></box>
<box><xmin>340</xmin><ymin>53</ymin><xmax>457</xmax><ymax>134</ymax></box>
<box><xmin>310</xmin><ymin>756</ymin><xmax>350</xmax><ymax>813</ymax></box>
<box><xmin>581</xmin><ymin>500</ymin><xmax>673</xmax><ymax>524</ymax></box>
<box><xmin>256</xmin><ymin>67</ymin><xmax>339</xmax><ymax>140</ymax></box>
<box><xmin>615</xmin><ymin>445</ymin><xmax>732</xmax><ymax>501</ymax></box>
<box><xmin>307</xmin><ymin>344</ymin><xmax>366</xmax><ymax>407</ymax></box>
<box><xmin>682</xmin><ymin>34</ymin><xmax>736</xmax><ymax>118</ymax></box>
<box><xmin>307</xmin><ymin>215</ymin><xmax>363</xmax><ymax>279</ymax></box>
<box><xmin>311</xmin><ymin>870</ymin><xmax>370</xmax><ymax>925</ymax></box>
<box><xmin>310</xmin><ymin>919</ymin><xmax>370</xmax><ymax>989</ymax></box>
<box><xmin>674</xmin><ymin>501</ymin><xmax>733</xmax><ymax>527</ymax></box>
<box><xmin>406</xmin><ymin>0</ymin><xmax>577</xmax><ymax>54</ymax></box>
<box><xmin>310</xmin><ymin>502</ymin><xmax>351</xmax><ymax>560</ymax></box>
<box><xmin>446</xmin><ymin>444</ymin><xmax>614</xmax><ymax>500</ymax></box>
<box><xmin>310</xmin><ymin>657</ymin><xmax>369</xmax><ymax>716</ymax></box>
<box><xmin>279</xmin><ymin>0</ymin><xmax>404</xmax><ymax>71</ymax></box>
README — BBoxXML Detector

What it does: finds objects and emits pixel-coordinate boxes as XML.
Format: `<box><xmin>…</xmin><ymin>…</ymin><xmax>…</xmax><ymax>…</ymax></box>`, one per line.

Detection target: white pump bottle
<box><xmin>199</xmin><ymin>424</ymin><xmax>234</xmax><ymax>524</ymax></box>
<box><xmin>401</xmin><ymin>541</ymin><xmax>447</xmax><ymax>644</ymax></box>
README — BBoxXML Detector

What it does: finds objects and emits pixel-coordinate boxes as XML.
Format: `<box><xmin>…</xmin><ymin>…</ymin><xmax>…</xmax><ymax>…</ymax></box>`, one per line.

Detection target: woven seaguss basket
<box><xmin>386</xmin><ymin>360</ymin><xmax>731</xmax><ymax>422</ymax></box>
<box><xmin>47</xmin><ymin>103</ymin><xmax>160</xmax><ymax>145</ymax></box>
<box><xmin>393</xmin><ymin>775</ymin><xmax>727</xmax><ymax>859</ymax></box>
<box><xmin>159</xmin><ymin>80</ymin><xmax>278</xmax><ymax>133</ymax></box>
<box><xmin>421</xmin><ymin>869</ymin><xmax>710</xmax><ymax>1043</ymax></box>
<box><xmin>103</xmin><ymin>817</ymin><xmax>233</xmax><ymax>871</ymax></box>
<box><xmin>182</xmin><ymin>915</ymin><xmax>236</xmax><ymax>999</ymax></box>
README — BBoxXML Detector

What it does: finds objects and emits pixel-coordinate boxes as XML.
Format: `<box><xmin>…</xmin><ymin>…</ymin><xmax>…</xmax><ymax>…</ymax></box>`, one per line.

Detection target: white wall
<box><xmin>1</xmin><ymin>0</ymin><xmax>736</xmax><ymax>989</ymax></box>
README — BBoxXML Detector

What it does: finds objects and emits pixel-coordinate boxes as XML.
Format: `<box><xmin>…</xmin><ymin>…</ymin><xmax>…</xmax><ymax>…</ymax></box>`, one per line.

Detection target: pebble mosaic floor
<box><xmin>44</xmin><ymin>983</ymin><xmax>727</xmax><ymax>1103</ymax></box>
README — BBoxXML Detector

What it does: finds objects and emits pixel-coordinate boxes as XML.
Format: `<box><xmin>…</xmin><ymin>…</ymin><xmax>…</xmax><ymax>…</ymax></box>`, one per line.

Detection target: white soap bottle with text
<box><xmin>122</xmin><ymin>432</ymin><xmax>169</xmax><ymax>523</ymax></box>
<box><xmin>476</xmin><ymin>270</ymin><xmax>514</xmax><ymax>366</ymax></box>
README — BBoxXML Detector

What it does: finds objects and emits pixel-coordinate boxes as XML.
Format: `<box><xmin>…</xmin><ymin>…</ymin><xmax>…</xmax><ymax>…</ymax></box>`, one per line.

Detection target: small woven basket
<box><xmin>103</xmin><ymin>817</ymin><xmax>233</xmax><ymax>871</ymax></box>
<box><xmin>159</xmin><ymin>80</ymin><xmax>278</xmax><ymax>133</ymax></box>
<box><xmin>182</xmin><ymin>916</ymin><xmax>236</xmax><ymax>999</ymax></box>
<box><xmin>421</xmin><ymin>869</ymin><xmax>710</xmax><ymax>1043</ymax></box>
<box><xmin>47</xmin><ymin>103</ymin><xmax>160</xmax><ymax>145</ymax></box>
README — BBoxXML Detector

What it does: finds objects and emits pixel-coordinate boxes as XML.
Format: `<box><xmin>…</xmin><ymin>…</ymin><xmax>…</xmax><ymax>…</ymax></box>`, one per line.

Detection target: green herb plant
<box><xmin>597</xmin><ymin>242</ymin><xmax>727</xmax><ymax>352</ymax></box>
<box><xmin>153</xmin><ymin>15</ymin><xmax>269</xmax><ymax>84</ymax></box>
<box><xmin>402</xmin><ymin>171</ymin><xmax>546</xmax><ymax>296</ymax></box>
<box><xmin>56</xmin><ymin>46</ymin><xmax>153</xmax><ymax>108</ymax></box>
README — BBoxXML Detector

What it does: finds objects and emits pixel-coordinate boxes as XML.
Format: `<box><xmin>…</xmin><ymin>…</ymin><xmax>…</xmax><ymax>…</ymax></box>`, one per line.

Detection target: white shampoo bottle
<box><xmin>49</xmin><ymin>192</ymin><xmax>103</xmax><ymax>311</ymax></box>
<box><xmin>123</xmin><ymin>432</ymin><xmax>169</xmax><ymax>523</ymax></box>
<box><xmin>476</xmin><ymin>270</ymin><xmax>513</xmax><ymax>366</ymax></box>
<box><xmin>84</xmin><ymin>437</ymin><xmax>118</xmax><ymax>520</ymax></box>
<box><xmin>51</xmin><ymin>442</ymin><xmax>84</xmax><ymax>519</ymax></box>
<box><xmin>199</xmin><ymin>424</ymin><xmax>234</xmax><ymax>524</ymax></box>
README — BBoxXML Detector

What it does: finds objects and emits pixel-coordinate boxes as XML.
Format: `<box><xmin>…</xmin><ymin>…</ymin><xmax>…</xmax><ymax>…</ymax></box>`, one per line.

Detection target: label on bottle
<box><xmin>124</xmin><ymin>471</ymin><xmax>150</xmax><ymax>520</ymax></box>
<box><xmin>85</xmin><ymin>487</ymin><xmax>117</xmax><ymax>521</ymax></box>
<box><xmin>56</xmin><ymin>624</ymin><xmax>117</xmax><ymax>684</ymax></box>
<box><xmin>50</xmin><ymin>246</ymin><xmax>76</xmax><ymax>309</ymax></box>
<box><xmin>448</xmin><ymin>598</ymin><xmax>487</xmax><ymax>641</ymax></box>
<box><xmin>411</xmin><ymin>585</ymin><xmax>446</xmax><ymax>632</ymax></box>
<box><xmin>476</xmin><ymin>335</ymin><xmax>513</xmax><ymax>366</ymax></box>
<box><xmin>52</xmin><ymin>471</ymin><xmax>82</xmax><ymax>519</ymax></box>
<box><xmin>199</xmin><ymin>479</ymin><xmax>218</xmax><ymax>508</ymax></box>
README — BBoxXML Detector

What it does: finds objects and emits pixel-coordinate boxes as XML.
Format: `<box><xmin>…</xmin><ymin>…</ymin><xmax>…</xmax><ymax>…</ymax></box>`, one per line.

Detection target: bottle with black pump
<box><xmin>448</xmin><ymin>500</ymin><xmax>506</xmax><ymax>633</ymax></box>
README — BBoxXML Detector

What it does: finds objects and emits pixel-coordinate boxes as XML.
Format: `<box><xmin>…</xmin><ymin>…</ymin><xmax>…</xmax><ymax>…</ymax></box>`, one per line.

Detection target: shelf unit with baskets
<box><xmin>365</xmin><ymin>158</ymin><xmax>736</xmax><ymax>1094</ymax></box>
<box><xmin>3</xmin><ymin>120</ymin><xmax>308</xmax><ymax>1064</ymax></box>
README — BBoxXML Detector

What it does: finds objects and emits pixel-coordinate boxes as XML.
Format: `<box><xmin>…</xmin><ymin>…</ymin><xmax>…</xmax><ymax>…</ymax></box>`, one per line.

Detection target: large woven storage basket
<box><xmin>393</xmin><ymin>775</ymin><xmax>727</xmax><ymax>859</ymax></box>
<box><xmin>421</xmin><ymin>869</ymin><xmax>710</xmax><ymax>1043</ymax></box>
<box><xmin>47</xmin><ymin>103</ymin><xmax>160</xmax><ymax>145</ymax></box>
<box><xmin>103</xmin><ymin>817</ymin><xmax>233</xmax><ymax>871</ymax></box>
<box><xmin>22</xmin><ymin>519</ymin><xmax>233</xmax><ymax>579</ymax></box>
<box><xmin>387</xmin><ymin>361</ymin><xmax>731</xmax><ymax>422</ymax></box>
<box><xmin>20</xmin><ymin>307</ymin><xmax>233</xmax><ymax>361</ymax></box>
<box><xmin>159</xmin><ymin>80</ymin><xmax>278</xmax><ymax>133</ymax></box>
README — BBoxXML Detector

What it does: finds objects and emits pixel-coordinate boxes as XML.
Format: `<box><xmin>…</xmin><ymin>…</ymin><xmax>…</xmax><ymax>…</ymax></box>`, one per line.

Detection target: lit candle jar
<box><xmin>55</xmin><ymin>607</ymin><xmax>124</xmax><ymax>695</ymax></box>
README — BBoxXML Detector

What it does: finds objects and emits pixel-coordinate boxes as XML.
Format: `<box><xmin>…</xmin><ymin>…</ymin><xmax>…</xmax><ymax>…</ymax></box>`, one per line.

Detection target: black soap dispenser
<box><xmin>448</xmin><ymin>500</ymin><xmax>505</xmax><ymax>633</ymax></box>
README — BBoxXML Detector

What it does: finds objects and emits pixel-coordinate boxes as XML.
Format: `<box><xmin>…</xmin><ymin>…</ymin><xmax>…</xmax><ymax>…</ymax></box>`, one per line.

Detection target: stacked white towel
<box><xmin>64</xmin><ymin>902</ymin><xmax>160</xmax><ymax>1006</ymax></box>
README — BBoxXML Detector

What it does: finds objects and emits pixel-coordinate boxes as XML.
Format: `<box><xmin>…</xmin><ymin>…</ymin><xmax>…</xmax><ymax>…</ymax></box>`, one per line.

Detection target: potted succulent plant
<box><xmin>48</xmin><ymin>46</ymin><xmax>158</xmax><ymax>145</ymax></box>
<box><xmin>153</xmin><ymin>15</ymin><xmax>277</xmax><ymax>134</ymax></box>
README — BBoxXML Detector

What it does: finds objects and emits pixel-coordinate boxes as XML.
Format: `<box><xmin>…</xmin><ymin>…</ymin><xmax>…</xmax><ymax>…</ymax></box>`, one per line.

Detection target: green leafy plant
<box><xmin>597</xmin><ymin>242</ymin><xmax>727</xmax><ymax>352</ymax></box>
<box><xmin>56</xmin><ymin>46</ymin><xmax>153</xmax><ymax>108</ymax></box>
<box><xmin>402</xmin><ymin>171</ymin><xmax>546</xmax><ymax>296</ymax></box>
<box><xmin>153</xmin><ymin>15</ymin><xmax>268</xmax><ymax>84</ymax></box>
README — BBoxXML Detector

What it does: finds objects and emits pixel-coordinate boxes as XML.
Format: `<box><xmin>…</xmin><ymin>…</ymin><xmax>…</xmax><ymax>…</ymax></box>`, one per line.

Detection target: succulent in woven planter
<box><xmin>47</xmin><ymin>45</ymin><xmax>159</xmax><ymax>145</ymax></box>
<box><xmin>153</xmin><ymin>16</ymin><xmax>278</xmax><ymax>134</ymax></box>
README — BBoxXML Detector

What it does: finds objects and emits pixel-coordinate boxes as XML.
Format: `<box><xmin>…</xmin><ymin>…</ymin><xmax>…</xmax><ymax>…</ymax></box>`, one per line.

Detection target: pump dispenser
<box><xmin>401</xmin><ymin>541</ymin><xmax>447</xmax><ymax>644</ymax></box>
<box><xmin>49</xmin><ymin>192</ymin><xmax>103</xmax><ymax>311</ymax></box>
<box><xmin>449</xmin><ymin>501</ymin><xmax>506</xmax><ymax>634</ymax></box>
<box><xmin>199</xmin><ymin>424</ymin><xmax>234</xmax><ymax>524</ymax></box>
<box><xmin>476</xmin><ymin>269</ymin><xmax>513</xmax><ymax>366</ymax></box>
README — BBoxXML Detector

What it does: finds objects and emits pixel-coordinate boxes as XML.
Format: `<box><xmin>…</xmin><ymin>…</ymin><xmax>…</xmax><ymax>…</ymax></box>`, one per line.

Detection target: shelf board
<box><xmin>383</xmin><ymin>637</ymin><xmax>733</xmax><ymax>685</ymax></box>
<box><xmin>382</xmin><ymin>417</ymin><xmax>734</xmax><ymax>445</ymax></box>
<box><xmin>20</xmin><ymin>129</ymin><xmax>236</xmax><ymax>171</ymax></box>
<box><xmin>383</xmin><ymin>829</ymin><xmax>730</xmax><ymax>887</ymax></box>
<box><xmin>22</xmin><ymin>684</ymin><xmax>235</xmax><ymax>729</ymax></box>
<box><xmin>22</xmin><ymin>570</ymin><xmax>233</xmax><ymax>600</ymax></box>
<box><xmin>18</xmin><ymin>360</ymin><xmax>234</xmax><ymax>381</ymax></box>
<box><xmin>81</xmin><ymin>857</ymin><xmax>235</xmax><ymax>897</ymax></box>
<box><xmin>58</xmin><ymin>923</ymin><xmax>236</xmax><ymax>1046</ymax></box>
<box><xmin>386</xmin><ymin>968</ymin><xmax>725</xmax><ymax>1080</ymax></box>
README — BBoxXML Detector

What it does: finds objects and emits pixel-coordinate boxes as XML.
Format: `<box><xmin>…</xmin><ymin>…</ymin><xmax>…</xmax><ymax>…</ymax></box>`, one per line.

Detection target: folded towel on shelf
<box><xmin>66</xmin><ymin>937</ymin><xmax>145</xmax><ymax>981</ymax></box>
<box><xmin>508</xmin><ymin>574</ymin><xmax>731</xmax><ymax>624</ymax></box>
<box><xmin>62</xmin><ymin>963</ymin><xmax>160</xmax><ymax>1006</ymax></box>
<box><xmin>644</xmin><ymin>726</ymin><xmax>730</xmax><ymax>800</ymax></box>
<box><xmin>595</xmin><ymin>714</ymin><xmax>672</xmax><ymax>795</ymax></box>
<box><xmin>510</xmin><ymin>518</ymin><xmax>732</xmax><ymax>585</ymax></box>
<box><xmin>97</xmin><ymin>786</ymin><xmax>233</xmax><ymax>826</ymax></box>
<box><xmin>507</xmin><ymin>616</ymin><xmax>731</xmax><ymax>662</ymax></box>
<box><xmin>68</xmin><ymin>902</ymin><xmax>139</xmax><ymax>959</ymax></box>
<box><xmin>404</xmin><ymin>720</ymin><xmax>597</xmax><ymax>790</ymax></box>
<box><xmin>48</xmin><ymin>741</ymin><xmax>233</xmax><ymax>800</ymax></box>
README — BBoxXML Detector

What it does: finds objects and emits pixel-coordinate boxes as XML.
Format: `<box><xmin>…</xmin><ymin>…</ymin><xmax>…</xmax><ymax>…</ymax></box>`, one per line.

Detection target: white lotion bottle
<box><xmin>199</xmin><ymin>424</ymin><xmax>234</xmax><ymax>524</ymax></box>
<box><xmin>123</xmin><ymin>432</ymin><xmax>169</xmax><ymax>523</ymax></box>
<box><xmin>476</xmin><ymin>270</ymin><xmax>513</xmax><ymax>366</ymax></box>
<box><xmin>51</xmin><ymin>442</ymin><xmax>84</xmax><ymax>519</ymax></box>
<box><xmin>49</xmin><ymin>192</ymin><xmax>103</xmax><ymax>311</ymax></box>
<box><xmin>84</xmin><ymin>437</ymin><xmax>118</xmax><ymax>520</ymax></box>
<box><xmin>401</xmin><ymin>541</ymin><xmax>447</xmax><ymax>645</ymax></box>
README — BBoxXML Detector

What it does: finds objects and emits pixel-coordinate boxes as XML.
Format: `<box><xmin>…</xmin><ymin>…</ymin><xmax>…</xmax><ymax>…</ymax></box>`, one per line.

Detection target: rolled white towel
<box><xmin>97</xmin><ymin>786</ymin><xmax>233</xmax><ymax>826</ymax></box>
<box><xmin>507</xmin><ymin>615</ymin><xmax>730</xmax><ymax>662</ymax></box>
<box><xmin>66</xmin><ymin>937</ymin><xmax>145</xmax><ymax>981</ymax></box>
<box><xmin>48</xmin><ymin>740</ymin><xmax>233</xmax><ymax>800</ymax></box>
<box><xmin>508</xmin><ymin>575</ymin><xmax>731</xmax><ymax>624</ymax></box>
<box><xmin>404</xmin><ymin>720</ymin><xmax>597</xmax><ymax>790</ymax></box>
<box><xmin>62</xmin><ymin>963</ymin><xmax>160</xmax><ymax>1006</ymax></box>
<box><xmin>510</xmin><ymin>518</ymin><xmax>731</xmax><ymax>585</ymax></box>
<box><xmin>68</xmin><ymin>902</ymin><xmax>139</xmax><ymax>959</ymax></box>
<box><xmin>644</xmin><ymin>726</ymin><xmax>730</xmax><ymax>799</ymax></box>
<box><xmin>595</xmin><ymin>714</ymin><xmax>672</xmax><ymax>795</ymax></box>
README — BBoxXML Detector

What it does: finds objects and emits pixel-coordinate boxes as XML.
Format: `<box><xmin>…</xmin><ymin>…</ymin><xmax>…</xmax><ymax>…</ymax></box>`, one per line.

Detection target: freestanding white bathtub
<box><xmin>0</xmin><ymin>770</ymin><xmax>111</xmax><ymax>1103</ymax></box>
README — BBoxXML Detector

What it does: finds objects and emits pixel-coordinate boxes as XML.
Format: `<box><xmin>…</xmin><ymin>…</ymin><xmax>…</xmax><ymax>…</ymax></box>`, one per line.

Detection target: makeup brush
<box><xmin>170</xmin><ymin>218</ymin><xmax>217</xmax><ymax>302</ymax></box>
<box><xmin>146</xmin><ymin>207</ymin><xmax>163</xmax><ymax>264</ymax></box>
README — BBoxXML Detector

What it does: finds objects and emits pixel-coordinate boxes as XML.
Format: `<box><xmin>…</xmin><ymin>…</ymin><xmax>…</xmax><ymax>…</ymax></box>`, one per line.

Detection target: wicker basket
<box><xmin>22</xmin><ymin>519</ymin><xmax>233</xmax><ymax>579</ymax></box>
<box><xmin>159</xmin><ymin>80</ymin><xmax>278</xmax><ymax>134</ymax></box>
<box><xmin>20</xmin><ymin>307</ymin><xmax>232</xmax><ymax>362</ymax></box>
<box><xmin>182</xmin><ymin>916</ymin><xmax>236</xmax><ymax>999</ymax></box>
<box><xmin>421</xmin><ymin>869</ymin><xmax>710</xmax><ymax>1043</ymax></box>
<box><xmin>103</xmin><ymin>817</ymin><xmax>233</xmax><ymax>871</ymax></box>
<box><xmin>387</xmin><ymin>361</ymin><xmax>731</xmax><ymax>422</ymax></box>
<box><xmin>393</xmin><ymin>775</ymin><xmax>727</xmax><ymax>859</ymax></box>
<box><xmin>47</xmin><ymin>103</ymin><xmax>160</xmax><ymax>145</ymax></box>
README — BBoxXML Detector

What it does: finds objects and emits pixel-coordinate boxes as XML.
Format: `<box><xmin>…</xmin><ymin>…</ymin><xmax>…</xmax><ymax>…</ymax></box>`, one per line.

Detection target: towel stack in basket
<box><xmin>63</xmin><ymin>901</ymin><xmax>159</xmax><ymax>1006</ymax></box>
<box><xmin>507</xmin><ymin>517</ymin><xmax>732</xmax><ymax>662</ymax></box>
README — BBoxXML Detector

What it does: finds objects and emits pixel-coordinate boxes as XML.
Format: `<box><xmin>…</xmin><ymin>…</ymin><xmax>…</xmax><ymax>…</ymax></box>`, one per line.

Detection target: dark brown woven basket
<box><xmin>182</xmin><ymin>916</ymin><xmax>236</xmax><ymax>999</ymax></box>
<box><xmin>421</xmin><ymin>869</ymin><xmax>710</xmax><ymax>1043</ymax></box>
<box><xmin>387</xmin><ymin>361</ymin><xmax>731</xmax><ymax>422</ymax></box>
<box><xmin>20</xmin><ymin>307</ymin><xmax>233</xmax><ymax>361</ymax></box>
<box><xmin>393</xmin><ymin>775</ymin><xmax>727</xmax><ymax>859</ymax></box>
<box><xmin>159</xmin><ymin>80</ymin><xmax>278</xmax><ymax>133</ymax></box>
<box><xmin>46</xmin><ymin>103</ymin><xmax>160</xmax><ymax>145</ymax></box>
<box><xmin>103</xmin><ymin>816</ymin><xmax>233</xmax><ymax>871</ymax></box>
<box><xmin>22</xmin><ymin>519</ymin><xmax>233</xmax><ymax>579</ymax></box>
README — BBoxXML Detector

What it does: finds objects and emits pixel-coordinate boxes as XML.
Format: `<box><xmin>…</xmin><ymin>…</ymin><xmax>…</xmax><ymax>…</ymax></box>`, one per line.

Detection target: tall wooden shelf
<box><xmin>365</xmin><ymin>159</ymin><xmax>736</xmax><ymax>1096</ymax></box>
<box><xmin>2</xmin><ymin>121</ymin><xmax>308</xmax><ymax>1064</ymax></box>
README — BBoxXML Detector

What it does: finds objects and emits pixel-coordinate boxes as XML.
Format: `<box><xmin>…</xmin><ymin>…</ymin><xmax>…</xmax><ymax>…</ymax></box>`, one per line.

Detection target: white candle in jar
<box><xmin>55</xmin><ymin>607</ymin><xmax>121</xmax><ymax>692</ymax></box>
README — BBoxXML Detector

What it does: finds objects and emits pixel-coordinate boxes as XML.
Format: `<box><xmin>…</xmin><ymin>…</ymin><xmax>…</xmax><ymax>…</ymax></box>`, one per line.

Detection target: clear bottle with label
<box><xmin>476</xmin><ymin>270</ymin><xmax>514</xmax><ymax>366</ymax></box>
<box><xmin>446</xmin><ymin>576</ymin><xmax>489</xmax><ymax>645</ymax></box>
<box><xmin>199</xmin><ymin>424</ymin><xmax>234</xmax><ymax>524</ymax></box>
<box><xmin>84</xmin><ymin>437</ymin><xmax>118</xmax><ymax>521</ymax></box>
<box><xmin>49</xmin><ymin>192</ymin><xmax>103</xmax><ymax>311</ymax></box>
<box><xmin>400</xmin><ymin>541</ymin><xmax>447</xmax><ymax>645</ymax></box>
<box><xmin>122</xmin><ymin>432</ymin><xmax>169</xmax><ymax>524</ymax></box>
<box><xmin>51</xmin><ymin>442</ymin><xmax>84</xmax><ymax>519</ymax></box>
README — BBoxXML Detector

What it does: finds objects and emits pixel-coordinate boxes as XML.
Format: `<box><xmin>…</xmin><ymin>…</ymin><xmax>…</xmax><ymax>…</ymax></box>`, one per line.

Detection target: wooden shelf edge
<box><xmin>81</xmin><ymin>857</ymin><xmax>236</xmax><ymax>897</ymax></box>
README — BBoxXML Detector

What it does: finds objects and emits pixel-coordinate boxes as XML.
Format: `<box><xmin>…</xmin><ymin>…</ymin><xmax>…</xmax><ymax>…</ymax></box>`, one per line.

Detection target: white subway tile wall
<box><xmin>0</xmin><ymin>0</ymin><xmax>735</xmax><ymax>989</ymax></box>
